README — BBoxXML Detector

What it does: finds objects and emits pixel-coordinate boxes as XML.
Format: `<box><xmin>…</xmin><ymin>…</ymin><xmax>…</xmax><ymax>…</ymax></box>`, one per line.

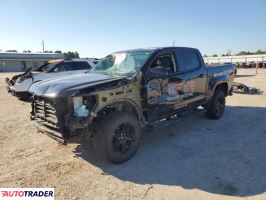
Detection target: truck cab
<box><xmin>143</xmin><ymin>47</ymin><xmax>209</xmax><ymax>121</ymax></box>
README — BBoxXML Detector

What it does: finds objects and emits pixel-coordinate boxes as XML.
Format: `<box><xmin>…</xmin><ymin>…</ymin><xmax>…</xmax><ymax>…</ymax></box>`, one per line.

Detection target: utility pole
<box><xmin>42</xmin><ymin>40</ymin><xmax>45</xmax><ymax>53</ymax></box>
<box><xmin>173</xmin><ymin>40</ymin><xmax>175</xmax><ymax>46</ymax></box>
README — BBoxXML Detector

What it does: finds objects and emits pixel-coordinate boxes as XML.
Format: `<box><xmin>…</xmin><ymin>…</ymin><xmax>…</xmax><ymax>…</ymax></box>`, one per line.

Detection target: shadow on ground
<box><xmin>73</xmin><ymin>106</ymin><xmax>266</xmax><ymax>197</ymax></box>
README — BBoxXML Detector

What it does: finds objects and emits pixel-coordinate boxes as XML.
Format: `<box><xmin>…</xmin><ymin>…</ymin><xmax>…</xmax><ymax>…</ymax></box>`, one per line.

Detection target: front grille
<box><xmin>31</xmin><ymin>96</ymin><xmax>68</xmax><ymax>143</ymax></box>
<box><xmin>33</xmin><ymin>97</ymin><xmax>58</xmax><ymax>127</ymax></box>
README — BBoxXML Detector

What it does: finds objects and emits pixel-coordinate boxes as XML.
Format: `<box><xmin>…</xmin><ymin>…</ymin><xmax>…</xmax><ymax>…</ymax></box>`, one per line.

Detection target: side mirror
<box><xmin>149</xmin><ymin>66</ymin><xmax>169</xmax><ymax>79</ymax></box>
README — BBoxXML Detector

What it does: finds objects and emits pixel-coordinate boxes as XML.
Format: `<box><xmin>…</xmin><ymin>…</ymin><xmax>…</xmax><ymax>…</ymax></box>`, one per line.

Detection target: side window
<box><xmin>151</xmin><ymin>53</ymin><xmax>176</xmax><ymax>73</ymax></box>
<box><xmin>72</xmin><ymin>62</ymin><xmax>91</xmax><ymax>70</ymax></box>
<box><xmin>50</xmin><ymin>64</ymin><xmax>61</xmax><ymax>72</ymax></box>
<box><xmin>179</xmin><ymin>50</ymin><xmax>201</xmax><ymax>71</ymax></box>
<box><xmin>50</xmin><ymin>62</ymin><xmax>70</xmax><ymax>72</ymax></box>
<box><xmin>59</xmin><ymin>62</ymin><xmax>73</xmax><ymax>71</ymax></box>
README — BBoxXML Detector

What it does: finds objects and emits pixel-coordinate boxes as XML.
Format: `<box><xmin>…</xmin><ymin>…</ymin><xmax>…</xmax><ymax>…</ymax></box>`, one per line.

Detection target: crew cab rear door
<box><xmin>175</xmin><ymin>48</ymin><xmax>207</xmax><ymax>104</ymax></box>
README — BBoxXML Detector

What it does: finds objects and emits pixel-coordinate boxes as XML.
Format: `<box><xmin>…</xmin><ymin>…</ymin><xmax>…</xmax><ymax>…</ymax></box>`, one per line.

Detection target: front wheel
<box><xmin>205</xmin><ymin>89</ymin><xmax>226</xmax><ymax>119</ymax></box>
<box><xmin>95</xmin><ymin>112</ymin><xmax>141</xmax><ymax>163</ymax></box>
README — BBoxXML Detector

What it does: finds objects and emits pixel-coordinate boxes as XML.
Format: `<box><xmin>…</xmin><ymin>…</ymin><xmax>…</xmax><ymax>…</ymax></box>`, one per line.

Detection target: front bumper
<box><xmin>33</xmin><ymin>118</ymin><xmax>66</xmax><ymax>143</ymax></box>
<box><xmin>31</xmin><ymin>114</ymin><xmax>94</xmax><ymax>144</ymax></box>
<box><xmin>6</xmin><ymin>78</ymin><xmax>13</xmax><ymax>93</ymax></box>
<box><xmin>6</xmin><ymin>85</ymin><xmax>11</xmax><ymax>93</ymax></box>
<box><xmin>9</xmin><ymin>86</ymin><xmax>30</xmax><ymax>98</ymax></box>
<box><xmin>30</xmin><ymin>96</ymin><xmax>94</xmax><ymax>143</ymax></box>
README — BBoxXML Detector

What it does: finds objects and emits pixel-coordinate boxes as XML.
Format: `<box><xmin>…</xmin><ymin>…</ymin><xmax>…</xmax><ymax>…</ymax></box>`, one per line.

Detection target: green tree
<box><xmin>212</xmin><ymin>54</ymin><xmax>218</xmax><ymax>57</ymax></box>
<box><xmin>226</xmin><ymin>49</ymin><xmax>231</xmax><ymax>56</ymax></box>
<box><xmin>236</xmin><ymin>51</ymin><xmax>247</xmax><ymax>55</ymax></box>
<box><xmin>54</xmin><ymin>50</ymin><xmax>62</xmax><ymax>54</ymax></box>
<box><xmin>255</xmin><ymin>50</ymin><xmax>266</xmax><ymax>54</ymax></box>
<box><xmin>236</xmin><ymin>51</ymin><xmax>256</xmax><ymax>55</ymax></box>
<box><xmin>64</xmin><ymin>51</ymin><xmax>80</xmax><ymax>59</ymax></box>
<box><xmin>6</xmin><ymin>50</ymin><xmax>18</xmax><ymax>52</ymax></box>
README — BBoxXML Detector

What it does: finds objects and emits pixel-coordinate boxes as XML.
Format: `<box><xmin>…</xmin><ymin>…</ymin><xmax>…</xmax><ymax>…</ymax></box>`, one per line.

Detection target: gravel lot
<box><xmin>0</xmin><ymin>69</ymin><xmax>266</xmax><ymax>200</ymax></box>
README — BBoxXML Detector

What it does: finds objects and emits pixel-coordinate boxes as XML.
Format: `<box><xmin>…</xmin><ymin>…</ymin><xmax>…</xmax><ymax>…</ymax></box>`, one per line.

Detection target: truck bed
<box><xmin>207</xmin><ymin>63</ymin><xmax>236</xmax><ymax>74</ymax></box>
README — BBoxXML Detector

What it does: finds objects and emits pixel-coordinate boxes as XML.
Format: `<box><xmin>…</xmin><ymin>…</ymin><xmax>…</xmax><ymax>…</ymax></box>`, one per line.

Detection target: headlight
<box><xmin>73</xmin><ymin>97</ymin><xmax>89</xmax><ymax>117</ymax></box>
<box><xmin>73</xmin><ymin>96</ymin><xmax>83</xmax><ymax>109</ymax></box>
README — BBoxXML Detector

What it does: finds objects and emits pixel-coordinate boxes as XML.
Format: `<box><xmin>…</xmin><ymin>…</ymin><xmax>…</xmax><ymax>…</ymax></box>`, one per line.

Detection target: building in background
<box><xmin>0</xmin><ymin>52</ymin><xmax>65</xmax><ymax>72</ymax></box>
<box><xmin>204</xmin><ymin>54</ymin><xmax>266</xmax><ymax>64</ymax></box>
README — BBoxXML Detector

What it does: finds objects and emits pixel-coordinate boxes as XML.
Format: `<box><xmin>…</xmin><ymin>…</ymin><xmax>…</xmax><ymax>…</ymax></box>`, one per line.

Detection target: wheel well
<box><xmin>215</xmin><ymin>83</ymin><xmax>228</xmax><ymax>96</ymax></box>
<box><xmin>94</xmin><ymin>102</ymin><xmax>140</xmax><ymax>123</ymax></box>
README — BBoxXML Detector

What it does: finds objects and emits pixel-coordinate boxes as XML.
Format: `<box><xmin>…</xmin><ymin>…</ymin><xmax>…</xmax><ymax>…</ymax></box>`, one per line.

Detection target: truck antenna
<box><xmin>42</xmin><ymin>40</ymin><xmax>45</xmax><ymax>53</ymax></box>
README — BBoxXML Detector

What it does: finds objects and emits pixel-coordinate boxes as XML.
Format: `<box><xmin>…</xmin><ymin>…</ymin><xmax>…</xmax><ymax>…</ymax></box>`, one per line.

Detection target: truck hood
<box><xmin>29</xmin><ymin>73</ymin><xmax>127</xmax><ymax>97</ymax></box>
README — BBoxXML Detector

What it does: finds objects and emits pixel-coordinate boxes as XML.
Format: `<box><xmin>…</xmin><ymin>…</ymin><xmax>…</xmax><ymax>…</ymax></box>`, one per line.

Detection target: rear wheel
<box><xmin>95</xmin><ymin>112</ymin><xmax>141</xmax><ymax>163</ymax></box>
<box><xmin>205</xmin><ymin>89</ymin><xmax>225</xmax><ymax>119</ymax></box>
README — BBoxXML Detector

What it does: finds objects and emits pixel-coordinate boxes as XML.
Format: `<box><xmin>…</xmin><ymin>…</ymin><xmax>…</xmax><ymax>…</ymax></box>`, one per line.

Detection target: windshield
<box><xmin>91</xmin><ymin>50</ymin><xmax>152</xmax><ymax>75</ymax></box>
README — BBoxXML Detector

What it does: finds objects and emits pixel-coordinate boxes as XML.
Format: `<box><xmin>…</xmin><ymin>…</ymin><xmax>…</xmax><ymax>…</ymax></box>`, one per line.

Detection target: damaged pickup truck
<box><xmin>30</xmin><ymin>47</ymin><xmax>236</xmax><ymax>163</ymax></box>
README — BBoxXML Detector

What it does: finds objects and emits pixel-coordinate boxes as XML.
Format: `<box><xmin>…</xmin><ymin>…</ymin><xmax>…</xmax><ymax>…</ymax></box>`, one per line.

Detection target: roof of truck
<box><xmin>114</xmin><ymin>47</ymin><xmax>198</xmax><ymax>53</ymax></box>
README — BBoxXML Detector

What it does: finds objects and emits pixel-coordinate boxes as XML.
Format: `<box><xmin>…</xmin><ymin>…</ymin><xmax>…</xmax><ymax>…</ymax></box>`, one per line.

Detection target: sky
<box><xmin>0</xmin><ymin>0</ymin><xmax>266</xmax><ymax>58</ymax></box>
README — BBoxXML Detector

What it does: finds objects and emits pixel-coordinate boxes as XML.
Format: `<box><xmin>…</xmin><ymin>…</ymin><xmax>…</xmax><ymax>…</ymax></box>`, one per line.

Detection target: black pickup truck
<box><xmin>30</xmin><ymin>47</ymin><xmax>236</xmax><ymax>163</ymax></box>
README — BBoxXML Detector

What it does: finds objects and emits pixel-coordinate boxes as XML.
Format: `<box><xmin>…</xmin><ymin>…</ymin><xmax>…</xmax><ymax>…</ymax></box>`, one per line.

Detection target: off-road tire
<box><xmin>95</xmin><ymin>111</ymin><xmax>141</xmax><ymax>164</ymax></box>
<box><xmin>205</xmin><ymin>89</ymin><xmax>226</xmax><ymax>119</ymax></box>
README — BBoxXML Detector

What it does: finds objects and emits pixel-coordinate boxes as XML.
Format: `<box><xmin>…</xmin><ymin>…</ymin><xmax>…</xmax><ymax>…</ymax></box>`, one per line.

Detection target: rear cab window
<box><xmin>176</xmin><ymin>49</ymin><xmax>201</xmax><ymax>72</ymax></box>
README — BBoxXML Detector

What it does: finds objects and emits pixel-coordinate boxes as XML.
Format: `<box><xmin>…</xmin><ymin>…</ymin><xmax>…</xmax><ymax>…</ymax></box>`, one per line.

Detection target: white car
<box><xmin>6</xmin><ymin>58</ymin><xmax>98</xmax><ymax>99</ymax></box>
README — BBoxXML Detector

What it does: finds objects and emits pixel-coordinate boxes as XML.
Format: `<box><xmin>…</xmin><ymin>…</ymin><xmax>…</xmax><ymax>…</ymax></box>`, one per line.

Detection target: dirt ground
<box><xmin>0</xmin><ymin>69</ymin><xmax>266</xmax><ymax>200</ymax></box>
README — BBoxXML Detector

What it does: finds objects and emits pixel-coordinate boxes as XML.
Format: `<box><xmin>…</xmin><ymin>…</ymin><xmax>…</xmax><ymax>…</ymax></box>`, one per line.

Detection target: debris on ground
<box><xmin>232</xmin><ymin>82</ymin><xmax>261</xmax><ymax>94</ymax></box>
